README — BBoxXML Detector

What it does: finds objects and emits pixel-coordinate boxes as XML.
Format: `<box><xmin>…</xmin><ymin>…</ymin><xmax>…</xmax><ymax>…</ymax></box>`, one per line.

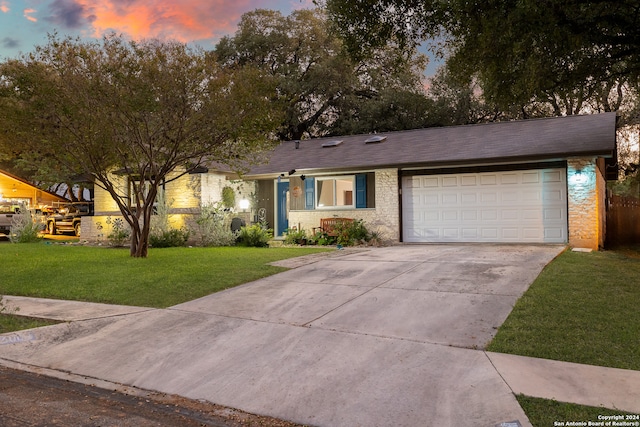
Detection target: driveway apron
<box><xmin>0</xmin><ymin>244</ymin><xmax>564</xmax><ymax>427</ymax></box>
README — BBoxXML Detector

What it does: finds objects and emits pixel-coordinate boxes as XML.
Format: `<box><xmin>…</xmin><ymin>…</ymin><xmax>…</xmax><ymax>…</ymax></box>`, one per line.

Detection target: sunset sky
<box><xmin>0</xmin><ymin>0</ymin><xmax>315</xmax><ymax>60</ymax></box>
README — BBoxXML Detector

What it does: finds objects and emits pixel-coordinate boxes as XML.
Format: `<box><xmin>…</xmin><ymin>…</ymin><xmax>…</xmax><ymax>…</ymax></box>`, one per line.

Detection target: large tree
<box><xmin>0</xmin><ymin>34</ymin><xmax>281</xmax><ymax>257</ymax></box>
<box><xmin>216</xmin><ymin>8</ymin><xmax>430</xmax><ymax>140</ymax></box>
<box><xmin>324</xmin><ymin>0</ymin><xmax>640</xmax><ymax>113</ymax></box>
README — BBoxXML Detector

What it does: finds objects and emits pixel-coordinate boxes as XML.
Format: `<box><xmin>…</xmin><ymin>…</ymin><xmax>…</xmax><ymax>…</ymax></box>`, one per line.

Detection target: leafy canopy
<box><xmin>324</xmin><ymin>0</ymin><xmax>640</xmax><ymax>112</ymax></box>
<box><xmin>0</xmin><ymin>34</ymin><xmax>282</xmax><ymax>257</ymax></box>
<box><xmin>216</xmin><ymin>8</ymin><xmax>431</xmax><ymax>139</ymax></box>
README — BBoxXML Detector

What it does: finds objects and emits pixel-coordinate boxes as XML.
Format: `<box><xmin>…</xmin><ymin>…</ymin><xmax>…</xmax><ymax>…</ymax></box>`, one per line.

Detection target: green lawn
<box><xmin>488</xmin><ymin>246</ymin><xmax>640</xmax><ymax>425</ymax></box>
<box><xmin>0</xmin><ymin>313</ymin><xmax>59</xmax><ymax>334</ymax></box>
<box><xmin>488</xmin><ymin>246</ymin><xmax>640</xmax><ymax>371</ymax></box>
<box><xmin>0</xmin><ymin>243</ymin><xmax>330</xmax><ymax>308</ymax></box>
<box><xmin>517</xmin><ymin>395</ymin><xmax>637</xmax><ymax>427</ymax></box>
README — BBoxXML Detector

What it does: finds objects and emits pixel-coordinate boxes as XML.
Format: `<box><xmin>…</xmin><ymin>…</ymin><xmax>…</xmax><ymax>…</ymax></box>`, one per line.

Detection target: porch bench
<box><xmin>313</xmin><ymin>217</ymin><xmax>354</xmax><ymax>237</ymax></box>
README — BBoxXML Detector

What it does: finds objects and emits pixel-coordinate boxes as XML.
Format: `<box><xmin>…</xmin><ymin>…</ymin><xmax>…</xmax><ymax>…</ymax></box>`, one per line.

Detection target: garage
<box><xmin>402</xmin><ymin>167</ymin><xmax>568</xmax><ymax>243</ymax></box>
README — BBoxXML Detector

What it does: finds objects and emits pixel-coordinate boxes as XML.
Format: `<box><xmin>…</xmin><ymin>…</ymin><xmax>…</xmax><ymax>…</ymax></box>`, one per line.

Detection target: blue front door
<box><xmin>277</xmin><ymin>181</ymin><xmax>289</xmax><ymax>236</ymax></box>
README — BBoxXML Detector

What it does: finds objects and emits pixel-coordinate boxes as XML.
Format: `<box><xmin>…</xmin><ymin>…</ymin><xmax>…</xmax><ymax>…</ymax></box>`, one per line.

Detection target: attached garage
<box><xmin>245</xmin><ymin>112</ymin><xmax>617</xmax><ymax>250</ymax></box>
<box><xmin>402</xmin><ymin>167</ymin><xmax>568</xmax><ymax>243</ymax></box>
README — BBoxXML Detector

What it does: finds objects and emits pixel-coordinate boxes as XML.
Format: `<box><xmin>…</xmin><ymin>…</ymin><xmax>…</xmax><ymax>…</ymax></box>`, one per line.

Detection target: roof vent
<box><xmin>322</xmin><ymin>140</ymin><xmax>343</xmax><ymax>148</ymax></box>
<box><xmin>365</xmin><ymin>135</ymin><xmax>387</xmax><ymax>144</ymax></box>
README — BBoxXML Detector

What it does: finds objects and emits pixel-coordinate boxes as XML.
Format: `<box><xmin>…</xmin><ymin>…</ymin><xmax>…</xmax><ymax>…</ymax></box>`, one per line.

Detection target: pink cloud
<box><xmin>24</xmin><ymin>8</ymin><xmax>37</xmax><ymax>22</ymax></box>
<box><xmin>76</xmin><ymin>0</ymin><xmax>259</xmax><ymax>43</ymax></box>
<box><xmin>1</xmin><ymin>1</ymin><xmax>9</xmax><ymax>13</ymax></box>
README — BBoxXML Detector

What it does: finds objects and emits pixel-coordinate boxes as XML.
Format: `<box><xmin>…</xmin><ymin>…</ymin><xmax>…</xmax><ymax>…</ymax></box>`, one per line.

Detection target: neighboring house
<box><xmin>83</xmin><ymin>113</ymin><xmax>617</xmax><ymax>250</ymax></box>
<box><xmin>0</xmin><ymin>169</ymin><xmax>68</xmax><ymax>208</ymax></box>
<box><xmin>82</xmin><ymin>167</ymin><xmax>255</xmax><ymax>242</ymax></box>
<box><xmin>244</xmin><ymin>113</ymin><xmax>618</xmax><ymax>250</ymax></box>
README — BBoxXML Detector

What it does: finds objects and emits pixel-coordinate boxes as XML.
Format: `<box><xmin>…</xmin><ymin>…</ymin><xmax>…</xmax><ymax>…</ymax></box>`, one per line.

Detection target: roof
<box><xmin>0</xmin><ymin>169</ymin><xmax>69</xmax><ymax>203</ymax></box>
<box><xmin>245</xmin><ymin>113</ymin><xmax>618</xmax><ymax>177</ymax></box>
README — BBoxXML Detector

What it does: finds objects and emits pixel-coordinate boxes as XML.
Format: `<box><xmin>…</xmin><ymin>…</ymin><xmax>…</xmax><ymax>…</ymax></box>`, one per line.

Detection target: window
<box><xmin>316</xmin><ymin>176</ymin><xmax>355</xmax><ymax>208</ymax></box>
<box><xmin>128</xmin><ymin>177</ymin><xmax>163</xmax><ymax>212</ymax></box>
<box><xmin>298</xmin><ymin>173</ymin><xmax>374</xmax><ymax>210</ymax></box>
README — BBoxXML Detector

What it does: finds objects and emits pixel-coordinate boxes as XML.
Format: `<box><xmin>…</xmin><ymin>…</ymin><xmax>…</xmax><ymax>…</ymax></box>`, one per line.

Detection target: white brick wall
<box><xmin>289</xmin><ymin>169</ymin><xmax>399</xmax><ymax>242</ymax></box>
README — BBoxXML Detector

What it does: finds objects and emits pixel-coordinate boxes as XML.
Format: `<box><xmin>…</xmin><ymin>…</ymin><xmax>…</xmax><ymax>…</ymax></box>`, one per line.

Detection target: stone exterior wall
<box><xmin>81</xmin><ymin>170</ymin><xmax>250</xmax><ymax>244</ymax></box>
<box><xmin>288</xmin><ymin>168</ymin><xmax>399</xmax><ymax>242</ymax></box>
<box><xmin>567</xmin><ymin>157</ymin><xmax>606</xmax><ymax>250</ymax></box>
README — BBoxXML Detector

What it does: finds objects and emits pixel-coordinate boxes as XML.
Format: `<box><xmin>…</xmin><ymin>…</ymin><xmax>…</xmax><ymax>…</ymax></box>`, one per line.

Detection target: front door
<box><xmin>276</xmin><ymin>181</ymin><xmax>289</xmax><ymax>236</ymax></box>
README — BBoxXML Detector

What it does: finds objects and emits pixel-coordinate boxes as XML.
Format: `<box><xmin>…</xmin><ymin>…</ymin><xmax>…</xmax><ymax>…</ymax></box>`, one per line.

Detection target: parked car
<box><xmin>46</xmin><ymin>202</ymin><xmax>94</xmax><ymax>236</ymax></box>
<box><xmin>0</xmin><ymin>202</ymin><xmax>18</xmax><ymax>237</ymax></box>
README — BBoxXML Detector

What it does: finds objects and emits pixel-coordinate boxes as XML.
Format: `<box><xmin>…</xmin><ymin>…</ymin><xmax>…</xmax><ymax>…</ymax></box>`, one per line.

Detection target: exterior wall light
<box><xmin>239</xmin><ymin>199</ymin><xmax>250</xmax><ymax>211</ymax></box>
<box><xmin>570</xmin><ymin>169</ymin><xmax>589</xmax><ymax>185</ymax></box>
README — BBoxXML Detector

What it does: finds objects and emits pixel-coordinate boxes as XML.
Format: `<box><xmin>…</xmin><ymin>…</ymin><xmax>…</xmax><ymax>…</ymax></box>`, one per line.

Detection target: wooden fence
<box><xmin>607</xmin><ymin>195</ymin><xmax>640</xmax><ymax>246</ymax></box>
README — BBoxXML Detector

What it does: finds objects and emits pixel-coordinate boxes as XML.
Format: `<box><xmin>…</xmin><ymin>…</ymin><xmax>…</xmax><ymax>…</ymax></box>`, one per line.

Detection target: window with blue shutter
<box><xmin>305</xmin><ymin>177</ymin><xmax>315</xmax><ymax>210</ymax></box>
<box><xmin>355</xmin><ymin>174</ymin><xmax>367</xmax><ymax>208</ymax></box>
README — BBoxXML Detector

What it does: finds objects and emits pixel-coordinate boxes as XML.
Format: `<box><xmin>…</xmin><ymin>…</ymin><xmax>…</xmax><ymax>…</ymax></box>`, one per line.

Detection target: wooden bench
<box><xmin>314</xmin><ymin>217</ymin><xmax>354</xmax><ymax>237</ymax></box>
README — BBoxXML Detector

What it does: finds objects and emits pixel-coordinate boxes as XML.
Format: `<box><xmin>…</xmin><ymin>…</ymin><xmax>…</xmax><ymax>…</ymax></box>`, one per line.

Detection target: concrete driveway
<box><xmin>0</xmin><ymin>244</ymin><xmax>564</xmax><ymax>427</ymax></box>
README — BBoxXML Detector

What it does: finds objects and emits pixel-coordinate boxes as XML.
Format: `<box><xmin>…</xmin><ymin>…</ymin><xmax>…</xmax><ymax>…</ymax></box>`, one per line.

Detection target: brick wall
<box><xmin>289</xmin><ymin>168</ymin><xmax>399</xmax><ymax>242</ymax></box>
<box><xmin>567</xmin><ymin>157</ymin><xmax>605</xmax><ymax>250</ymax></box>
<box><xmin>82</xmin><ymin>170</ymin><xmax>248</xmax><ymax>243</ymax></box>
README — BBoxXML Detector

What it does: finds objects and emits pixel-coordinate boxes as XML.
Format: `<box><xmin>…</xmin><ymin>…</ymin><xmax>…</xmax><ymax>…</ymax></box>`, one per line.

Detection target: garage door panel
<box><xmin>442</xmin><ymin>211</ymin><xmax>458</xmax><ymax>221</ymax></box>
<box><xmin>402</xmin><ymin>168</ymin><xmax>567</xmax><ymax>243</ymax></box>
<box><xmin>543</xmin><ymin>170</ymin><xmax>562</xmax><ymax>182</ymax></box>
<box><xmin>424</xmin><ymin>194</ymin><xmax>439</xmax><ymax>205</ymax></box>
<box><xmin>500</xmin><ymin>210</ymin><xmax>518</xmax><ymax>220</ymax></box>
<box><xmin>461</xmin><ymin>176</ymin><xmax>477</xmax><ymax>186</ymax></box>
<box><xmin>522</xmin><ymin>172</ymin><xmax>540</xmax><ymax>183</ymax></box>
<box><xmin>544</xmin><ymin>208</ymin><xmax>563</xmax><ymax>220</ymax></box>
<box><xmin>480</xmin><ymin>174</ymin><xmax>497</xmax><ymax>185</ymax></box>
<box><xmin>482</xmin><ymin>210</ymin><xmax>499</xmax><ymax>220</ymax></box>
<box><xmin>545</xmin><ymin>228</ymin><xmax>564</xmax><ymax>239</ymax></box>
<box><xmin>442</xmin><ymin>193</ymin><xmax>458</xmax><ymax>204</ymax></box>
<box><xmin>544</xmin><ymin>190</ymin><xmax>563</xmax><ymax>201</ymax></box>
<box><xmin>502</xmin><ymin>229</ymin><xmax>519</xmax><ymax>239</ymax></box>
<box><xmin>501</xmin><ymin>191</ymin><xmax>519</xmax><ymax>202</ymax></box>
<box><xmin>501</xmin><ymin>174</ymin><xmax>519</xmax><ymax>184</ymax></box>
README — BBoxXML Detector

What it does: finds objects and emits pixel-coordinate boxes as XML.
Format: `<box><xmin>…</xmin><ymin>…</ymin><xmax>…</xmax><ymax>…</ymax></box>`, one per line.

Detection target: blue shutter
<box><xmin>355</xmin><ymin>174</ymin><xmax>367</xmax><ymax>208</ymax></box>
<box><xmin>305</xmin><ymin>177</ymin><xmax>315</xmax><ymax>210</ymax></box>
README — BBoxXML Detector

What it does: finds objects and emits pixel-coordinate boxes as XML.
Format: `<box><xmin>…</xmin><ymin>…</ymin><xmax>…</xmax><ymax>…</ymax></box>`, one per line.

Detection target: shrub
<box><xmin>308</xmin><ymin>219</ymin><xmax>374</xmax><ymax>247</ymax></box>
<box><xmin>284</xmin><ymin>228</ymin><xmax>307</xmax><ymax>245</ymax></box>
<box><xmin>221</xmin><ymin>186</ymin><xmax>236</xmax><ymax>209</ymax></box>
<box><xmin>334</xmin><ymin>219</ymin><xmax>371</xmax><ymax>246</ymax></box>
<box><xmin>196</xmin><ymin>202</ymin><xmax>237</xmax><ymax>247</ymax></box>
<box><xmin>237</xmin><ymin>224</ymin><xmax>273</xmax><ymax>247</ymax></box>
<box><xmin>104</xmin><ymin>217</ymin><xmax>131</xmax><ymax>247</ymax></box>
<box><xmin>149</xmin><ymin>228</ymin><xmax>190</xmax><ymax>248</ymax></box>
<box><xmin>309</xmin><ymin>231</ymin><xmax>336</xmax><ymax>246</ymax></box>
<box><xmin>9</xmin><ymin>207</ymin><xmax>43</xmax><ymax>243</ymax></box>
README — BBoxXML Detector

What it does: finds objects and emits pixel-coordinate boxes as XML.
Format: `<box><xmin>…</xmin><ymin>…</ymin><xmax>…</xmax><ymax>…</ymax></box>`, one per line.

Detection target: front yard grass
<box><xmin>488</xmin><ymin>246</ymin><xmax>640</xmax><ymax>371</ymax></box>
<box><xmin>489</xmin><ymin>246</ymin><xmax>640</xmax><ymax>426</ymax></box>
<box><xmin>0</xmin><ymin>314</ymin><xmax>59</xmax><ymax>334</ymax></box>
<box><xmin>0</xmin><ymin>243</ymin><xmax>330</xmax><ymax>308</ymax></box>
<box><xmin>516</xmin><ymin>395</ymin><xmax>636</xmax><ymax>427</ymax></box>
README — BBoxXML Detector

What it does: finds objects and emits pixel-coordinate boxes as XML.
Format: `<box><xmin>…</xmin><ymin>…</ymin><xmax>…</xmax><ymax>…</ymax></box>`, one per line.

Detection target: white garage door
<box><xmin>402</xmin><ymin>168</ymin><xmax>567</xmax><ymax>243</ymax></box>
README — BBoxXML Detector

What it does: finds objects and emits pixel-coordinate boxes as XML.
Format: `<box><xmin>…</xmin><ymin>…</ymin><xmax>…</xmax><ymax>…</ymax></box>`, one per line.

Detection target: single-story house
<box><xmin>245</xmin><ymin>112</ymin><xmax>618</xmax><ymax>250</ymax></box>
<box><xmin>0</xmin><ymin>169</ymin><xmax>68</xmax><ymax>208</ymax></box>
<box><xmin>83</xmin><ymin>113</ymin><xmax>617</xmax><ymax>250</ymax></box>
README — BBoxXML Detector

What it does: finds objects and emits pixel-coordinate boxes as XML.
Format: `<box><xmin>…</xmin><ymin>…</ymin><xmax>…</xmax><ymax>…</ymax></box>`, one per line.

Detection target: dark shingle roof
<box><xmin>246</xmin><ymin>113</ymin><xmax>618</xmax><ymax>177</ymax></box>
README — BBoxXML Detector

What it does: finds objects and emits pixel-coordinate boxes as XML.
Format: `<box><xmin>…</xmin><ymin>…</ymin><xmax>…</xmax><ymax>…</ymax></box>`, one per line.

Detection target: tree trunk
<box><xmin>128</xmin><ymin>208</ymin><xmax>151</xmax><ymax>258</ymax></box>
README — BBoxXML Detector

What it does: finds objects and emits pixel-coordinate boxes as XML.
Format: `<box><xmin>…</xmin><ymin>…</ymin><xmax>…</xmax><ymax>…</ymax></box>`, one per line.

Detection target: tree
<box><xmin>324</xmin><ymin>0</ymin><xmax>640</xmax><ymax>113</ymax></box>
<box><xmin>425</xmin><ymin>68</ymin><xmax>508</xmax><ymax>126</ymax></box>
<box><xmin>0</xmin><ymin>34</ymin><xmax>281</xmax><ymax>257</ymax></box>
<box><xmin>216</xmin><ymin>8</ymin><xmax>430</xmax><ymax>140</ymax></box>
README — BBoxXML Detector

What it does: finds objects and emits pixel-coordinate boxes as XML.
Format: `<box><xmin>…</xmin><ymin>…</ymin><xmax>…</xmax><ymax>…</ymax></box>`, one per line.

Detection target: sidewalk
<box><xmin>3</xmin><ymin>296</ymin><xmax>640</xmax><ymax>417</ymax></box>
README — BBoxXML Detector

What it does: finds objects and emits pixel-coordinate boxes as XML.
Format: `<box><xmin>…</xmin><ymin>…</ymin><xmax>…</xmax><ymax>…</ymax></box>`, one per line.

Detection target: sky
<box><xmin>0</xmin><ymin>0</ymin><xmax>316</xmax><ymax>60</ymax></box>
